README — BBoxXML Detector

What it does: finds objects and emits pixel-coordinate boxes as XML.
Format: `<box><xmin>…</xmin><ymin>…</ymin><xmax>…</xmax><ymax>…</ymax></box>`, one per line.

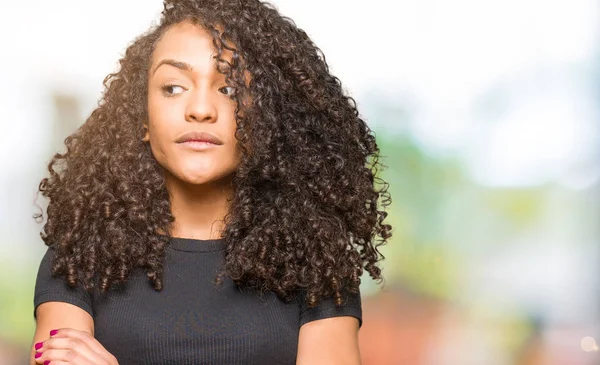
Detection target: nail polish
<box><xmin>35</xmin><ymin>342</ymin><xmax>43</xmax><ymax>350</ymax></box>
<box><xmin>35</xmin><ymin>352</ymin><xmax>42</xmax><ymax>359</ymax></box>
<box><xmin>49</xmin><ymin>329</ymin><xmax>58</xmax><ymax>336</ymax></box>
<box><xmin>44</xmin><ymin>361</ymin><xmax>50</xmax><ymax>365</ymax></box>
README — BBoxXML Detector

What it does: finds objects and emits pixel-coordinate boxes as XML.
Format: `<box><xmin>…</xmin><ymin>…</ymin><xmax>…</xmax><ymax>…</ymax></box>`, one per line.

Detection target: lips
<box><xmin>176</xmin><ymin>131</ymin><xmax>223</xmax><ymax>145</ymax></box>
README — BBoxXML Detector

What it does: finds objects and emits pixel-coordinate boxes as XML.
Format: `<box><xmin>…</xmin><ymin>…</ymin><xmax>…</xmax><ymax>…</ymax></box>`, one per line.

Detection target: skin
<box><xmin>144</xmin><ymin>21</ymin><xmax>242</xmax><ymax>240</ymax></box>
<box><xmin>32</xmin><ymin>21</ymin><xmax>360</xmax><ymax>365</ymax></box>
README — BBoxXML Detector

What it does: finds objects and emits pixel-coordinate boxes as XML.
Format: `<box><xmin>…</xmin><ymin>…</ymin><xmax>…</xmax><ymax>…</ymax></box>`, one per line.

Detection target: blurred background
<box><xmin>0</xmin><ymin>0</ymin><xmax>598</xmax><ymax>364</ymax></box>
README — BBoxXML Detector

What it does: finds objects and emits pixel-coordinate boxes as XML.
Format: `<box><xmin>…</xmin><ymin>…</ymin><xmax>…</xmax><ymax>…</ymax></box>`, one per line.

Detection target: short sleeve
<box><xmin>298</xmin><ymin>287</ymin><xmax>362</xmax><ymax>328</ymax></box>
<box><xmin>33</xmin><ymin>247</ymin><xmax>94</xmax><ymax>319</ymax></box>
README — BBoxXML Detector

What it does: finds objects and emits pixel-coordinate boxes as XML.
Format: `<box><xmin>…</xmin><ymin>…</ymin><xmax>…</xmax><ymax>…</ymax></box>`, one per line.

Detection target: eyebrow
<box><xmin>151</xmin><ymin>59</ymin><xmax>195</xmax><ymax>76</ymax></box>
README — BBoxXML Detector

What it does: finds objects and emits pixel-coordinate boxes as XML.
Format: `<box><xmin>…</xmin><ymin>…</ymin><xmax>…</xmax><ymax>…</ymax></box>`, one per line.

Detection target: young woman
<box><xmin>30</xmin><ymin>0</ymin><xmax>392</xmax><ymax>364</ymax></box>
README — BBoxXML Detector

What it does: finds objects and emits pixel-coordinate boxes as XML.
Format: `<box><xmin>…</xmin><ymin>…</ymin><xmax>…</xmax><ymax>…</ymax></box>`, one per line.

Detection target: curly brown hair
<box><xmin>35</xmin><ymin>0</ymin><xmax>392</xmax><ymax>308</ymax></box>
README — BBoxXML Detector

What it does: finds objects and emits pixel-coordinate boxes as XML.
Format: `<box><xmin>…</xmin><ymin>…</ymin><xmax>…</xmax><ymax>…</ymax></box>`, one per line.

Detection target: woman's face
<box><xmin>145</xmin><ymin>21</ymin><xmax>241</xmax><ymax>186</ymax></box>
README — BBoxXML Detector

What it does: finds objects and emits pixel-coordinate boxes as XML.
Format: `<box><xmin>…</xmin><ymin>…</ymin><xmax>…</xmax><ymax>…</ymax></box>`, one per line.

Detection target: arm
<box><xmin>30</xmin><ymin>302</ymin><xmax>94</xmax><ymax>365</ymax></box>
<box><xmin>296</xmin><ymin>316</ymin><xmax>361</xmax><ymax>365</ymax></box>
<box><xmin>31</xmin><ymin>248</ymin><xmax>117</xmax><ymax>364</ymax></box>
<box><xmin>31</xmin><ymin>302</ymin><xmax>119</xmax><ymax>365</ymax></box>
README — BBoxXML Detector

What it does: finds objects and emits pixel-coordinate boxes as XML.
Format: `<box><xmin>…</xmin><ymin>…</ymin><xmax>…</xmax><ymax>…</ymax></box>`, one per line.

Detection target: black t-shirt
<box><xmin>33</xmin><ymin>237</ymin><xmax>362</xmax><ymax>365</ymax></box>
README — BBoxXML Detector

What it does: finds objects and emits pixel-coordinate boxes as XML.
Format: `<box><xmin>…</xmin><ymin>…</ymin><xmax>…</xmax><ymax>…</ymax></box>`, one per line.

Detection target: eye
<box><xmin>219</xmin><ymin>85</ymin><xmax>236</xmax><ymax>97</ymax></box>
<box><xmin>161</xmin><ymin>84</ymin><xmax>185</xmax><ymax>97</ymax></box>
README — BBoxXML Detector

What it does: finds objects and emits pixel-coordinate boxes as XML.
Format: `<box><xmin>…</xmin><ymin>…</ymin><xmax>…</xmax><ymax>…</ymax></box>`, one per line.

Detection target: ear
<box><xmin>142</xmin><ymin>123</ymin><xmax>150</xmax><ymax>142</ymax></box>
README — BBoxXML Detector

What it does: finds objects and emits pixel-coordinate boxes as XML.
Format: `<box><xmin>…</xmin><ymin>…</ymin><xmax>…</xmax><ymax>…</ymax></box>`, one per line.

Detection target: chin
<box><xmin>161</xmin><ymin>158</ymin><xmax>237</xmax><ymax>186</ymax></box>
<box><xmin>178</xmin><ymin>173</ymin><xmax>218</xmax><ymax>185</ymax></box>
<box><xmin>175</xmin><ymin>169</ymin><xmax>234</xmax><ymax>186</ymax></box>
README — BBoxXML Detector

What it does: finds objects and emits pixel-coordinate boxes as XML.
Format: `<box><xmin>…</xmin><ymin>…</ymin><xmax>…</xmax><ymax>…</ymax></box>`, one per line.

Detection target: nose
<box><xmin>185</xmin><ymin>88</ymin><xmax>217</xmax><ymax>123</ymax></box>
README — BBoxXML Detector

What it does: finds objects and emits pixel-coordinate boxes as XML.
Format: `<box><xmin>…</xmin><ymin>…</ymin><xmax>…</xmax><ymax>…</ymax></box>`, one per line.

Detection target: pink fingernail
<box><xmin>49</xmin><ymin>329</ymin><xmax>58</xmax><ymax>336</ymax></box>
<box><xmin>35</xmin><ymin>342</ymin><xmax>43</xmax><ymax>350</ymax></box>
<box><xmin>44</xmin><ymin>361</ymin><xmax>50</xmax><ymax>365</ymax></box>
<box><xmin>35</xmin><ymin>352</ymin><xmax>42</xmax><ymax>358</ymax></box>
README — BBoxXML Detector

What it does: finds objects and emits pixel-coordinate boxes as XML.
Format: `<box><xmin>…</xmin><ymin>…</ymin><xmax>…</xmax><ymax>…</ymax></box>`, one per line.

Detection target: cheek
<box><xmin>146</xmin><ymin>99</ymin><xmax>177</xmax><ymax>148</ymax></box>
<box><xmin>148</xmin><ymin>96</ymin><xmax>173</xmax><ymax>127</ymax></box>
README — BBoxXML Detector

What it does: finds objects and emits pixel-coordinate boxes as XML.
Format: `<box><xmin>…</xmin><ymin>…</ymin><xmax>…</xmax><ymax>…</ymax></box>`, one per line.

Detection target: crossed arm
<box><xmin>31</xmin><ymin>302</ymin><xmax>361</xmax><ymax>365</ymax></box>
<box><xmin>31</xmin><ymin>302</ymin><xmax>113</xmax><ymax>365</ymax></box>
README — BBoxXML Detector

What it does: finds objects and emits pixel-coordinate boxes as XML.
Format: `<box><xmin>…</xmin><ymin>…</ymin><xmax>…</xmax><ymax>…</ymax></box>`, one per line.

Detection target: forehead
<box><xmin>151</xmin><ymin>21</ymin><xmax>234</xmax><ymax>69</ymax></box>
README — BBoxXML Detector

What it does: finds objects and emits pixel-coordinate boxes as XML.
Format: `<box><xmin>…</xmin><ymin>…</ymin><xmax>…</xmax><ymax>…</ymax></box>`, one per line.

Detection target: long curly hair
<box><xmin>36</xmin><ymin>0</ymin><xmax>392</xmax><ymax>307</ymax></box>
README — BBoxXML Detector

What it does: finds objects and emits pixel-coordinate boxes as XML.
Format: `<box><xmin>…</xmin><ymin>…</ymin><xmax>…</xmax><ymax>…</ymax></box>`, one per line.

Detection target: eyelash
<box><xmin>160</xmin><ymin>83</ymin><xmax>184</xmax><ymax>97</ymax></box>
<box><xmin>160</xmin><ymin>84</ymin><xmax>236</xmax><ymax>98</ymax></box>
<box><xmin>220</xmin><ymin>85</ymin><xmax>237</xmax><ymax>97</ymax></box>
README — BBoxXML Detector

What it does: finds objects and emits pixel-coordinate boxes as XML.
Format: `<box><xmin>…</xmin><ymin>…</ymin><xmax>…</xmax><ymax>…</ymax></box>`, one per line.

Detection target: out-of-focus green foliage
<box><xmin>0</xmin><ymin>261</ymin><xmax>36</xmax><ymax>347</ymax></box>
<box><xmin>364</xmin><ymin>129</ymin><xmax>548</xmax><ymax>302</ymax></box>
<box><xmin>364</xmin><ymin>131</ymin><xmax>467</xmax><ymax>299</ymax></box>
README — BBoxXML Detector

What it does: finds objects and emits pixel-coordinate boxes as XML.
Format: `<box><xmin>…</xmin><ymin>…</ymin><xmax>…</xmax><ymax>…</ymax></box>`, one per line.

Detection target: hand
<box><xmin>33</xmin><ymin>328</ymin><xmax>119</xmax><ymax>365</ymax></box>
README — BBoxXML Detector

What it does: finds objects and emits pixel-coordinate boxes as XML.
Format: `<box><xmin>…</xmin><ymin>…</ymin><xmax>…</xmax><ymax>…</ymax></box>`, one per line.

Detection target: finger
<box><xmin>48</xmin><ymin>328</ymin><xmax>111</xmax><ymax>357</ymax></box>
<box><xmin>36</xmin><ymin>337</ymin><xmax>102</xmax><ymax>363</ymax></box>
<box><xmin>34</xmin><ymin>348</ymin><xmax>96</xmax><ymax>365</ymax></box>
<box><xmin>33</xmin><ymin>350</ymin><xmax>47</xmax><ymax>364</ymax></box>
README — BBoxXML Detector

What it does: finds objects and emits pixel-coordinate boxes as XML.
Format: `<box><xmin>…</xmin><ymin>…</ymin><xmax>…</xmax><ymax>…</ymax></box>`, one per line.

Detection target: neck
<box><xmin>165</xmin><ymin>172</ymin><xmax>234</xmax><ymax>240</ymax></box>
